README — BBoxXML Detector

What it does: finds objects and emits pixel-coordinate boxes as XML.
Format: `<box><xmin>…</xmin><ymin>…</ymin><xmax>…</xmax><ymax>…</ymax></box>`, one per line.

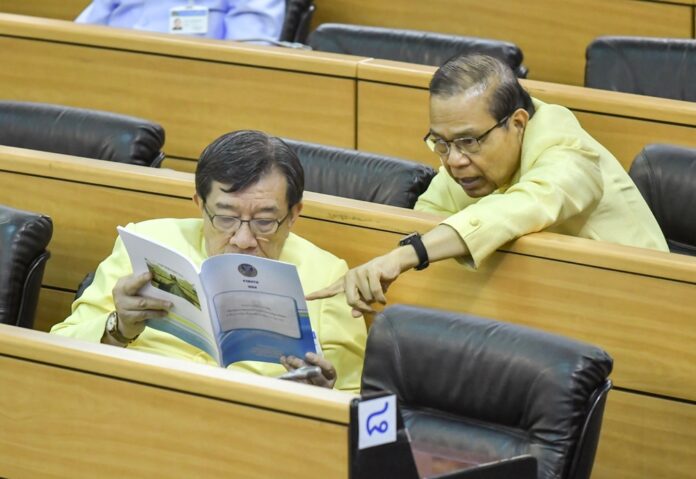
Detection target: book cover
<box><xmin>117</xmin><ymin>226</ymin><xmax>317</xmax><ymax>366</ymax></box>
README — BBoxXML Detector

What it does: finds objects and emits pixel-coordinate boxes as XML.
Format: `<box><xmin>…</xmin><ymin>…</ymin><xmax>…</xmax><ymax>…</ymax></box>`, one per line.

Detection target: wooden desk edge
<box><xmin>3</xmin><ymin>146</ymin><xmax>695</xmax><ymax>283</ymax></box>
<box><xmin>0</xmin><ymin>13</ymin><xmax>366</xmax><ymax>78</ymax></box>
<box><xmin>0</xmin><ymin>324</ymin><xmax>353</xmax><ymax>423</ymax></box>
<box><xmin>357</xmin><ymin>59</ymin><xmax>696</xmax><ymax>126</ymax></box>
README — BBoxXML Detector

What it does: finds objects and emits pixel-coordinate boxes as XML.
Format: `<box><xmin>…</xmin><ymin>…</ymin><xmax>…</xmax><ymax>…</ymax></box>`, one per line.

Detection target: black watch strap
<box><xmin>399</xmin><ymin>232</ymin><xmax>430</xmax><ymax>270</ymax></box>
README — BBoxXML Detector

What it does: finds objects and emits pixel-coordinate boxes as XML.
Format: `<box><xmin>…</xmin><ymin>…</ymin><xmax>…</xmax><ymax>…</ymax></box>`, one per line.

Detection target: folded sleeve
<box><xmin>50</xmin><ymin>230</ymin><xmax>133</xmax><ymax>342</ymax></box>
<box><xmin>442</xmin><ymin>146</ymin><xmax>603</xmax><ymax>268</ymax></box>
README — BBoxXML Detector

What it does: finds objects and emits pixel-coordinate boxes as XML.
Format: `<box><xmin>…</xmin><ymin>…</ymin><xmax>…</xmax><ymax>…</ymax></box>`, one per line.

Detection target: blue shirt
<box><xmin>76</xmin><ymin>0</ymin><xmax>285</xmax><ymax>42</ymax></box>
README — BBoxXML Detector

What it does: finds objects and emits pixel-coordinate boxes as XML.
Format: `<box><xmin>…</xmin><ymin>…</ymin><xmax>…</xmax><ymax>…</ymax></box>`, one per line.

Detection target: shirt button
<box><xmin>469</xmin><ymin>217</ymin><xmax>480</xmax><ymax>227</ymax></box>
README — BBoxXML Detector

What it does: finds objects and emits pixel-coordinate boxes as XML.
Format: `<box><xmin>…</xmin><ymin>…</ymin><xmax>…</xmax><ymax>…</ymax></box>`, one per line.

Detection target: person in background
<box><xmin>76</xmin><ymin>0</ymin><xmax>285</xmax><ymax>43</ymax></box>
<box><xmin>51</xmin><ymin>130</ymin><xmax>366</xmax><ymax>393</ymax></box>
<box><xmin>308</xmin><ymin>54</ymin><xmax>668</xmax><ymax>316</ymax></box>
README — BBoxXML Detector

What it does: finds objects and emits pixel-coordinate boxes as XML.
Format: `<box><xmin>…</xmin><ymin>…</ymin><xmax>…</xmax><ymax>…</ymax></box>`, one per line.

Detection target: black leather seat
<box><xmin>283</xmin><ymin>139</ymin><xmax>436</xmax><ymax>208</ymax></box>
<box><xmin>0</xmin><ymin>101</ymin><xmax>166</xmax><ymax>167</ymax></box>
<box><xmin>585</xmin><ymin>36</ymin><xmax>696</xmax><ymax>101</ymax></box>
<box><xmin>362</xmin><ymin>305</ymin><xmax>613</xmax><ymax>479</ymax></box>
<box><xmin>280</xmin><ymin>0</ymin><xmax>315</xmax><ymax>43</ymax></box>
<box><xmin>308</xmin><ymin>23</ymin><xmax>528</xmax><ymax>77</ymax></box>
<box><xmin>0</xmin><ymin>205</ymin><xmax>53</xmax><ymax>328</ymax></box>
<box><xmin>629</xmin><ymin>144</ymin><xmax>696</xmax><ymax>255</ymax></box>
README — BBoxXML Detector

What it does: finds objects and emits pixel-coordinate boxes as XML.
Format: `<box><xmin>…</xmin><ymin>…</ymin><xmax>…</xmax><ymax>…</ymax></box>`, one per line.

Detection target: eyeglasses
<box><xmin>203</xmin><ymin>202</ymin><xmax>289</xmax><ymax>236</ymax></box>
<box><xmin>423</xmin><ymin>115</ymin><xmax>510</xmax><ymax>158</ymax></box>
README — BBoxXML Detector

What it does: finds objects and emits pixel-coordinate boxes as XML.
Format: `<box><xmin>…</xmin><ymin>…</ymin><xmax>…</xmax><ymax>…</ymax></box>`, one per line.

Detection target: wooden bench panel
<box><xmin>356</xmin><ymin>62</ymin><xmax>696</xmax><ymax>170</ymax></box>
<box><xmin>312</xmin><ymin>0</ymin><xmax>694</xmax><ymax>85</ymax></box>
<box><xmin>0</xmin><ymin>325</ymin><xmax>351</xmax><ymax>478</ymax></box>
<box><xmin>0</xmin><ymin>37</ymin><xmax>356</xmax><ymax>160</ymax></box>
<box><xmin>1</xmin><ymin>146</ymin><xmax>694</xmax><ymax>399</ymax></box>
<box><xmin>1</xmin><ymin>147</ymin><xmax>695</xmax><ymax>479</ymax></box>
<box><xmin>3</xmin><ymin>1</ymin><xmax>694</xmax><ymax>87</ymax></box>
<box><xmin>594</xmin><ymin>390</ymin><xmax>696</xmax><ymax>479</ymax></box>
<box><xmin>0</xmin><ymin>15</ymin><xmax>360</xmax><ymax>160</ymax></box>
<box><xmin>35</xmin><ymin>288</ymin><xmax>75</xmax><ymax>333</ymax></box>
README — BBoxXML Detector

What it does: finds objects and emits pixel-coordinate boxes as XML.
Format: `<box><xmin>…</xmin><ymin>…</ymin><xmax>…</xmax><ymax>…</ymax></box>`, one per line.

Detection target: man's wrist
<box><xmin>105</xmin><ymin>311</ymin><xmax>139</xmax><ymax>346</ymax></box>
<box><xmin>391</xmin><ymin>245</ymin><xmax>420</xmax><ymax>273</ymax></box>
<box><xmin>398</xmin><ymin>232</ymin><xmax>430</xmax><ymax>270</ymax></box>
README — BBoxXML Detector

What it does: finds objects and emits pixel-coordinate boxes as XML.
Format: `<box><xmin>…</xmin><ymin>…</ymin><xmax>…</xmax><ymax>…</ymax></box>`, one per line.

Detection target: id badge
<box><xmin>169</xmin><ymin>5</ymin><xmax>209</xmax><ymax>35</ymax></box>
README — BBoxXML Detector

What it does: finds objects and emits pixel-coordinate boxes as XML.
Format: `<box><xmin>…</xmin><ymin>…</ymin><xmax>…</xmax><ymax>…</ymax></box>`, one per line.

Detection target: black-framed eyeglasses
<box><xmin>203</xmin><ymin>202</ymin><xmax>289</xmax><ymax>236</ymax></box>
<box><xmin>423</xmin><ymin>114</ymin><xmax>510</xmax><ymax>158</ymax></box>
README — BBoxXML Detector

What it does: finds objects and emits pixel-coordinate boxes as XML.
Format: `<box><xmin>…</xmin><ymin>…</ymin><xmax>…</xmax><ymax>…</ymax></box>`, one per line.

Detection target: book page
<box><xmin>200</xmin><ymin>253</ymin><xmax>316</xmax><ymax>366</ymax></box>
<box><xmin>117</xmin><ymin>227</ymin><xmax>221</xmax><ymax>364</ymax></box>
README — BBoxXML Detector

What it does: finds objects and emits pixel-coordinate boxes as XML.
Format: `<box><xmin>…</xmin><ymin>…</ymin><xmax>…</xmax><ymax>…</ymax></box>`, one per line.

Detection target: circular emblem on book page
<box><xmin>238</xmin><ymin>263</ymin><xmax>258</xmax><ymax>277</ymax></box>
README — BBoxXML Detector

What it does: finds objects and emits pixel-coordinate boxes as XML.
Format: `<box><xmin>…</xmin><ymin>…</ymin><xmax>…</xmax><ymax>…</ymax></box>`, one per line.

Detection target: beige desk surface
<box><xmin>0</xmin><ymin>324</ymin><xmax>354</xmax><ymax>478</ymax></box>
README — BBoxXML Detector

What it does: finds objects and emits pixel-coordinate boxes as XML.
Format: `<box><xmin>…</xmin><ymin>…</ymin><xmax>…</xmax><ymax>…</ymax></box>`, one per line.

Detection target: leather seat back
<box><xmin>585</xmin><ymin>36</ymin><xmax>696</xmax><ymax>101</ymax></box>
<box><xmin>629</xmin><ymin>144</ymin><xmax>696</xmax><ymax>255</ymax></box>
<box><xmin>309</xmin><ymin>23</ymin><xmax>528</xmax><ymax>77</ymax></box>
<box><xmin>362</xmin><ymin>305</ymin><xmax>613</xmax><ymax>479</ymax></box>
<box><xmin>0</xmin><ymin>101</ymin><xmax>166</xmax><ymax>167</ymax></box>
<box><xmin>0</xmin><ymin>205</ymin><xmax>53</xmax><ymax>328</ymax></box>
<box><xmin>284</xmin><ymin>139</ymin><xmax>436</xmax><ymax>208</ymax></box>
<box><xmin>280</xmin><ymin>0</ymin><xmax>315</xmax><ymax>43</ymax></box>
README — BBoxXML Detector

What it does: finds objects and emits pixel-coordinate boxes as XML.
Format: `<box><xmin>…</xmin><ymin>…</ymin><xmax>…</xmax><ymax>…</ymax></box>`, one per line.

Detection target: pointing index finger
<box><xmin>305</xmin><ymin>278</ymin><xmax>345</xmax><ymax>301</ymax></box>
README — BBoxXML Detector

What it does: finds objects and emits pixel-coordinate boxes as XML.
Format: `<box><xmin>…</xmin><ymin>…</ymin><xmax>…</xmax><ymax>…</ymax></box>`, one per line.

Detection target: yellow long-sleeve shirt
<box><xmin>416</xmin><ymin>99</ymin><xmax>668</xmax><ymax>267</ymax></box>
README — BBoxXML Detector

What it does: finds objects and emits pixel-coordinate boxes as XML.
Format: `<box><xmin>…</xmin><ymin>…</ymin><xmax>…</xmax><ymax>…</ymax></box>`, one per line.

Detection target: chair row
<box><xmin>2</xmin><ymin>100</ymin><xmax>695</xmax><ymax>256</ymax></box>
<box><xmin>308</xmin><ymin>24</ymin><xmax>696</xmax><ymax>103</ymax></box>
<box><xmin>3</xmin><ymin>14</ymin><xmax>696</xmax><ymax>172</ymax></box>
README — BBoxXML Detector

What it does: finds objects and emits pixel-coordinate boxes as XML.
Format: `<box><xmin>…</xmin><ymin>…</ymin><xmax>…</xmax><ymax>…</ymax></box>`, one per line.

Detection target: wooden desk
<box><xmin>0</xmin><ymin>13</ymin><xmax>363</xmax><ymax>170</ymax></box>
<box><xmin>3</xmin><ymin>0</ymin><xmax>696</xmax><ymax>86</ymax></box>
<box><xmin>356</xmin><ymin>59</ymin><xmax>696</xmax><ymax>170</ymax></box>
<box><xmin>0</xmin><ymin>146</ymin><xmax>694</xmax><ymax>478</ymax></box>
<box><xmin>0</xmin><ymin>323</ymin><xmax>353</xmax><ymax>478</ymax></box>
<box><xmin>3</xmin><ymin>14</ymin><xmax>696</xmax><ymax>174</ymax></box>
<box><xmin>312</xmin><ymin>0</ymin><xmax>695</xmax><ymax>86</ymax></box>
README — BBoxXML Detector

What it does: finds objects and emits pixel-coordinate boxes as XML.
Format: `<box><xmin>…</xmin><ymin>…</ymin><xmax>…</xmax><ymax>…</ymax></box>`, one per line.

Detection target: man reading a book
<box><xmin>51</xmin><ymin>130</ymin><xmax>367</xmax><ymax>393</ymax></box>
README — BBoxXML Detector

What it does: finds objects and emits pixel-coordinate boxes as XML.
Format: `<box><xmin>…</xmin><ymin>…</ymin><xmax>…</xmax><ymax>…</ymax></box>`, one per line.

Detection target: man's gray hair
<box><xmin>429</xmin><ymin>54</ymin><xmax>535</xmax><ymax>121</ymax></box>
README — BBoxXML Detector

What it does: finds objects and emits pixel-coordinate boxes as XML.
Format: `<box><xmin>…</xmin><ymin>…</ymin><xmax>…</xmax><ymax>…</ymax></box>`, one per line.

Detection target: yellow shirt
<box><xmin>51</xmin><ymin>218</ymin><xmax>367</xmax><ymax>393</ymax></box>
<box><xmin>415</xmin><ymin>99</ymin><xmax>668</xmax><ymax>267</ymax></box>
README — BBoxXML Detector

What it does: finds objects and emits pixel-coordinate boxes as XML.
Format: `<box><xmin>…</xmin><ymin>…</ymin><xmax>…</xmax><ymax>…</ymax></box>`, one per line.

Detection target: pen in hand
<box><xmin>277</xmin><ymin>365</ymin><xmax>322</xmax><ymax>381</ymax></box>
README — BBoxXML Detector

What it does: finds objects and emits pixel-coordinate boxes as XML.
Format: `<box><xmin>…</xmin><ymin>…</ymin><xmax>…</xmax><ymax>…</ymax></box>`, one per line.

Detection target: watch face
<box><xmin>106</xmin><ymin>313</ymin><xmax>117</xmax><ymax>333</ymax></box>
<box><xmin>400</xmin><ymin>232</ymin><xmax>418</xmax><ymax>246</ymax></box>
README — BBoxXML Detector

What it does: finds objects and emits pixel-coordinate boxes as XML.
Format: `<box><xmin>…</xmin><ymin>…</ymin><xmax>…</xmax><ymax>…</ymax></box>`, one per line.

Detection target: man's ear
<box><xmin>287</xmin><ymin>201</ymin><xmax>303</xmax><ymax>228</ymax></box>
<box><xmin>193</xmin><ymin>193</ymin><xmax>202</xmax><ymax>209</ymax></box>
<box><xmin>511</xmin><ymin>107</ymin><xmax>529</xmax><ymax>135</ymax></box>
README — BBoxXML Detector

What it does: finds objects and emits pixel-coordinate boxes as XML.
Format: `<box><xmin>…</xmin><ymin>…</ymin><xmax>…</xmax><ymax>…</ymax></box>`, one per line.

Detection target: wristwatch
<box><xmin>399</xmin><ymin>232</ymin><xmax>430</xmax><ymax>271</ymax></box>
<box><xmin>105</xmin><ymin>311</ymin><xmax>139</xmax><ymax>345</ymax></box>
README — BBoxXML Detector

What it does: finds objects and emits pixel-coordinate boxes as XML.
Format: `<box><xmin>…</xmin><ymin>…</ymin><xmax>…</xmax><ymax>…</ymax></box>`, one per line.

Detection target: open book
<box><xmin>117</xmin><ymin>227</ymin><xmax>318</xmax><ymax>366</ymax></box>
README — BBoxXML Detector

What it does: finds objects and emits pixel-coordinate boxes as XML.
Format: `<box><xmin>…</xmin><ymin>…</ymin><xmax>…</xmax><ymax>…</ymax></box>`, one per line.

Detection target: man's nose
<box><xmin>445</xmin><ymin>146</ymin><xmax>471</xmax><ymax>168</ymax></box>
<box><xmin>228</xmin><ymin>222</ymin><xmax>258</xmax><ymax>250</ymax></box>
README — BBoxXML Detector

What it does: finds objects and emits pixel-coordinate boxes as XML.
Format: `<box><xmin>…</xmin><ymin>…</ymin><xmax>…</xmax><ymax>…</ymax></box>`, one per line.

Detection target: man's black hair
<box><xmin>195</xmin><ymin>130</ymin><xmax>304</xmax><ymax>208</ymax></box>
<box><xmin>429</xmin><ymin>54</ymin><xmax>535</xmax><ymax>120</ymax></box>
